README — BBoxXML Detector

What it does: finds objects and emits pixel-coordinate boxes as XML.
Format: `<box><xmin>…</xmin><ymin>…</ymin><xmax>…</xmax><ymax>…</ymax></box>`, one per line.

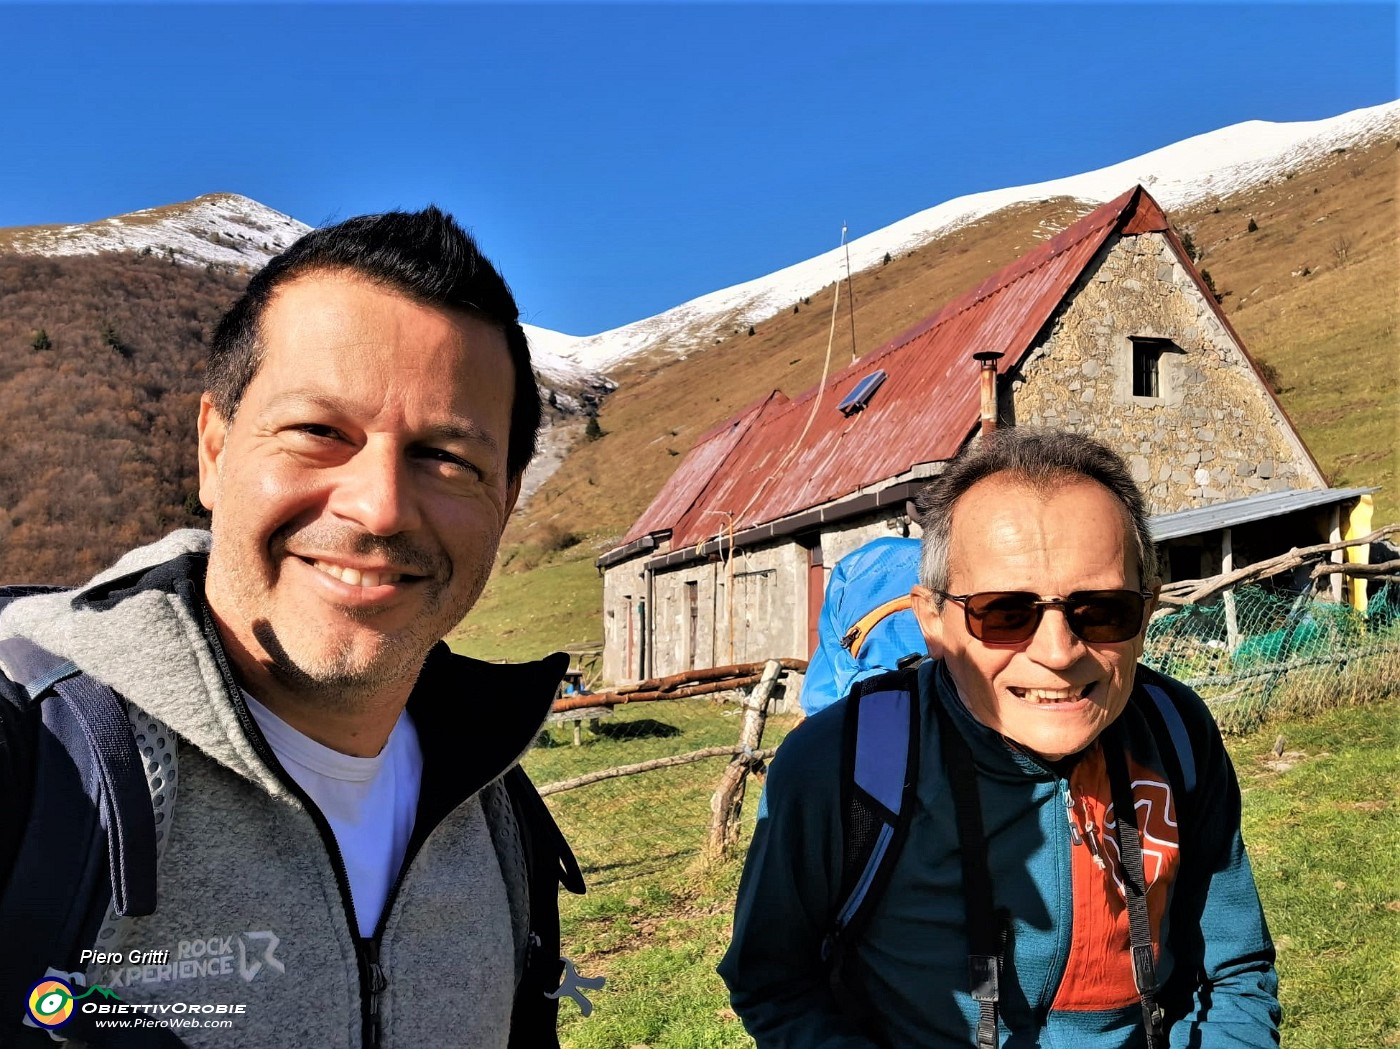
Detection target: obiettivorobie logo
<box><xmin>23</xmin><ymin>971</ymin><xmax>250</xmax><ymax>1038</ymax></box>
<box><xmin>25</xmin><ymin>978</ymin><xmax>119</xmax><ymax>1029</ymax></box>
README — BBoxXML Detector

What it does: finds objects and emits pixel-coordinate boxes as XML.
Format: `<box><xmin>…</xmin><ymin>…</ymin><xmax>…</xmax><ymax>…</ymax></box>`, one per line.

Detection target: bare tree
<box><xmin>1332</xmin><ymin>235</ymin><xmax>1352</xmax><ymax>266</ymax></box>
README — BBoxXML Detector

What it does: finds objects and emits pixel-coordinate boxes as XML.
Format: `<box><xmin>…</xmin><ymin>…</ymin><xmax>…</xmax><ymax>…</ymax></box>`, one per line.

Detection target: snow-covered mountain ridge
<box><xmin>0</xmin><ymin>193</ymin><xmax>610</xmax><ymax>395</ymax></box>
<box><xmin>547</xmin><ymin>99</ymin><xmax>1400</xmax><ymax>371</ymax></box>
<box><xmin>6</xmin><ymin>99</ymin><xmax>1395</xmax><ymax>384</ymax></box>
<box><xmin>1</xmin><ymin>193</ymin><xmax>308</xmax><ymax>270</ymax></box>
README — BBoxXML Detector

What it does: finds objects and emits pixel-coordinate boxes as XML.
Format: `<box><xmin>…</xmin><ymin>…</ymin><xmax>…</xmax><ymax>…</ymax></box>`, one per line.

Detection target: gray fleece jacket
<box><xmin>0</xmin><ymin>530</ymin><xmax>568</xmax><ymax>1049</ymax></box>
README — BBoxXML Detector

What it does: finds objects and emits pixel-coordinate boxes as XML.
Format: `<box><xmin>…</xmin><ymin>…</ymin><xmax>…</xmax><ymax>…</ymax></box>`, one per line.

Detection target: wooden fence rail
<box><xmin>553</xmin><ymin>657</ymin><xmax>807</xmax><ymax>713</ymax></box>
<box><xmin>539</xmin><ymin>745</ymin><xmax>777</xmax><ymax>797</ymax></box>
<box><xmin>538</xmin><ymin>658</ymin><xmax>792</xmax><ymax>861</ymax></box>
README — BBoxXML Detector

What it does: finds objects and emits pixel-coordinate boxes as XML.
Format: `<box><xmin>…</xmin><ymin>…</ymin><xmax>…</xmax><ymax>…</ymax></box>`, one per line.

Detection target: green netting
<box><xmin>1143</xmin><ymin>582</ymin><xmax>1400</xmax><ymax>731</ymax></box>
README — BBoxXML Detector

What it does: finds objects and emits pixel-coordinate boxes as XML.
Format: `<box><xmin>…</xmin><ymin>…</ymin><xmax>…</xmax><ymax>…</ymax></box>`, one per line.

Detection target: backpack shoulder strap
<box><xmin>1104</xmin><ymin>723</ymin><xmax>1168</xmax><ymax>1049</ymax></box>
<box><xmin>502</xmin><ymin>764</ymin><xmax>584</xmax><ymax>896</ymax></box>
<box><xmin>500</xmin><ymin>764</ymin><xmax>587</xmax><ymax>1049</ymax></box>
<box><xmin>0</xmin><ymin>636</ymin><xmax>161</xmax><ymax>1041</ymax></box>
<box><xmin>1138</xmin><ymin>681</ymin><xmax>1197</xmax><ymax>796</ymax></box>
<box><xmin>822</xmin><ymin>667</ymin><xmax>921</xmax><ymax>998</ymax></box>
<box><xmin>0</xmin><ymin>585</ymin><xmax>73</xmax><ymax>609</ymax></box>
<box><xmin>931</xmin><ymin>689</ymin><xmax>1006</xmax><ymax>1049</ymax></box>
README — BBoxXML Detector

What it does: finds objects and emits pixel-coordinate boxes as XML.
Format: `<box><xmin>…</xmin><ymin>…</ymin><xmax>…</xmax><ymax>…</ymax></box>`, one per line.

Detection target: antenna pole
<box><xmin>842</xmin><ymin>222</ymin><xmax>859</xmax><ymax>363</ymax></box>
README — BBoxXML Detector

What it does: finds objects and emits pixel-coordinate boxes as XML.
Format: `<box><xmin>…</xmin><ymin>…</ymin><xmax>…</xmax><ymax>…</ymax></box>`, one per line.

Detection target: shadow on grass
<box><xmin>581</xmin><ymin>844</ymin><xmax>700</xmax><ymax>884</ymax></box>
<box><xmin>594</xmin><ymin>718</ymin><xmax>682</xmax><ymax>741</ymax></box>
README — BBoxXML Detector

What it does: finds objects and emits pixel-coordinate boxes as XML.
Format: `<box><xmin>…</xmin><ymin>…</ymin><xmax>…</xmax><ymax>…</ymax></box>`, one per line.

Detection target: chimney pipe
<box><xmin>973</xmin><ymin>351</ymin><xmax>1004</xmax><ymax>438</ymax></box>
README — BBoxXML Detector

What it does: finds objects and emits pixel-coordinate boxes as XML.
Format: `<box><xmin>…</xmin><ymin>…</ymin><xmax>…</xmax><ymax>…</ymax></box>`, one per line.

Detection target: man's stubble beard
<box><xmin>210</xmin><ymin>529</ymin><xmax>497</xmax><ymax>715</ymax></box>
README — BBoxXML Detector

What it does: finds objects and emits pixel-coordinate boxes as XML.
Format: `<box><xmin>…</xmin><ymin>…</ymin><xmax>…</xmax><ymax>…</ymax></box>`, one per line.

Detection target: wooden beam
<box><xmin>538</xmin><ymin>745</ymin><xmax>777</xmax><ymax>797</ymax></box>
<box><xmin>1155</xmin><ymin>524</ymin><xmax>1397</xmax><ymax>607</ymax></box>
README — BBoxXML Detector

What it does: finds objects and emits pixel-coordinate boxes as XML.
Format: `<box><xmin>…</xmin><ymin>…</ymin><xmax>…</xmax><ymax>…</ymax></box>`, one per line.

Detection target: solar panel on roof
<box><xmin>837</xmin><ymin>369</ymin><xmax>887</xmax><ymax>417</ymax></box>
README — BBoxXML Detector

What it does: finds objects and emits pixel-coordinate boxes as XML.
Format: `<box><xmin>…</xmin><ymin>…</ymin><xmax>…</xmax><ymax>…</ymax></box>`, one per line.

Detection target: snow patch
<box><xmin>4</xmin><ymin>193</ymin><xmax>308</xmax><ymax>270</ymax></box>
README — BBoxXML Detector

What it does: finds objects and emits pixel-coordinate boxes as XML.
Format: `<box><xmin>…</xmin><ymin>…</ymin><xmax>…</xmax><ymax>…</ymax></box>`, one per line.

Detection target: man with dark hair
<box><xmin>720</xmin><ymin>428</ymin><xmax>1279</xmax><ymax>1048</ymax></box>
<box><xmin>205</xmin><ymin>206</ymin><xmax>541</xmax><ymax>481</ymax></box>
<box><xmin>0</xmin><ymin>208</ymin><xmax>584</xmax><ymax>1047</ymax></box>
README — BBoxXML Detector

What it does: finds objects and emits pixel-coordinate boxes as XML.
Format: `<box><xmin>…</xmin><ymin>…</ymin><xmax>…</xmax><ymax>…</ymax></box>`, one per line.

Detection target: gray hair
<box><xmin>914</xmin><ymin>428</ymin><xmax>1160</xmax><ymax>599</ymax></box>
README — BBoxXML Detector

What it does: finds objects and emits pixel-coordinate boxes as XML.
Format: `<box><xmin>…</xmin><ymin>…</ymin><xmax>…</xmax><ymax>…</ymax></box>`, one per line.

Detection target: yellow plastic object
<box><xmin>1344</xmin><ymin>494</ymin><xmax>1374</xmax><ymax>614</ymax></box>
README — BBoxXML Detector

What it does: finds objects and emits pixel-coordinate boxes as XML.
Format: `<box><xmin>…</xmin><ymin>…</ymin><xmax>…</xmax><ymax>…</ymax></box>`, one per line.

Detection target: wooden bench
<box><xmin>545</xmin><ymin>705</ymin><xmax>614</xmax><ymax>747</ymax></box>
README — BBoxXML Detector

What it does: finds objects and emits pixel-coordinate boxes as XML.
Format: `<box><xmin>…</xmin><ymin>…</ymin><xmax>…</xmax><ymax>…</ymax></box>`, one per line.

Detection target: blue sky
<box><xmin>1</xmin><ymin>2</ymin><xmax>1395</xmax><ymax>335</ymax></box>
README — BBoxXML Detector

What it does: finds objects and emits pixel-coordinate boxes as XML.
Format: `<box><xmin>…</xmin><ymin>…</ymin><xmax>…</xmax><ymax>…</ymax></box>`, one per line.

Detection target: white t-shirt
<box><xmin>244</xmin><ymin>694</ymin><xmax>423</xmax><ymax>938</ymax></box>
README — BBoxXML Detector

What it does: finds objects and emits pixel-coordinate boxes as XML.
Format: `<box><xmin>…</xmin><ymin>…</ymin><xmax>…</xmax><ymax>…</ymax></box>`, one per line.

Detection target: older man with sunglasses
<box><xmin>720</xmin><ymin>429</ymin><xmax>1279</xmax><ymax>1048</ymax></box>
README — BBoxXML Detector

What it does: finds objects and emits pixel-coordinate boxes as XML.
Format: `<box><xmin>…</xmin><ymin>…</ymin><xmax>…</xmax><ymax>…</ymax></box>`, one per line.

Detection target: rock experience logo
<box><xmin>25</xmin><ymin>978</ymin><xmax>118</xmax><ymax>1029</ymax></box>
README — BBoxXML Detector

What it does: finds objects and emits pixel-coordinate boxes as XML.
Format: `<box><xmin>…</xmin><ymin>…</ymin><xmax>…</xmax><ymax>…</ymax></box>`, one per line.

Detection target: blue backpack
<box><xmin>802</xmin><ymin>537</ymin><xmax>927</xmax><ymax>715</ymax></box>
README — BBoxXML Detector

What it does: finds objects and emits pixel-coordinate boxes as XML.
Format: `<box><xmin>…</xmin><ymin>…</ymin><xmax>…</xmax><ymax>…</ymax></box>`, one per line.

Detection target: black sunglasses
<box><xmin>935</xmin><ymin>589</ymin><xmax>1151</xmax><ymax>645</ymax></box>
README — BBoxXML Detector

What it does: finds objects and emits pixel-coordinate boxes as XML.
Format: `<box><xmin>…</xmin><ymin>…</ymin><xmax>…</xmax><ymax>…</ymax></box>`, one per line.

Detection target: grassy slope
<box><xmin>528</xmin><ymin>698</ymin><xmax>1399</xmax><ymax>1048</ymax></box>
<box><xmin>459</xmin><ymin>141</ymin><xmax>1398</xmax><ymax>664</ymax></box>
<box><xmin>1170</xmin><ymin>137</ymin><xmax>1399</xmax><ymax>521</ymax></box>
<box><xmin>524</xmin><ymin>699</ymin><xmax>803</xmax><ymax>1049</ymax></box>
<box><xmin>1235</xmin><ymin>700</ymin><xmax>1400</xmax><ymax>1046</ymax></box>
<box><xmin>446</xmin><ymin>553</ymin><xmax>602</xmax><ymax>663</ymax></box>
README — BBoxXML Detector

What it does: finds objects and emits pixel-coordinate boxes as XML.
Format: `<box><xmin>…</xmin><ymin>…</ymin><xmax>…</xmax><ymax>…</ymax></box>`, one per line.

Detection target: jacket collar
<box><xmin>408</xmin><ymin>644</ymin><xmax>567</xmax><ymax>834</ymax></box>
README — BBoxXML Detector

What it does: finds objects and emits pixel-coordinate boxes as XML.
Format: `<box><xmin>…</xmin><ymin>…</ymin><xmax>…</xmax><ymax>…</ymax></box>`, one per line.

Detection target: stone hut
<box><xmin>598</xmin><ymin>186</ymin><xmax>1367</xmax><ymax>685</ymax></box>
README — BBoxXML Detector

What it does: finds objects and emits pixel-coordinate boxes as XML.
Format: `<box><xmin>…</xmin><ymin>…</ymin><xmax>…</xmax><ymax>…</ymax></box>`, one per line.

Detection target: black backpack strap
<box><xmin>822</xmin><ymin>667</ymin><xmax>922</xmax><ymax>1022</ymax></box>
<box><xmin>0</xmin><ymin>637</ymin><xmax>160</xmax><ymax>1043</ymax></box>
<box><xmin>1104</xmin><ymin>724</ymin><xmax>1167</xmax><ymax>1049</ymax></box>
<box><xmin>500</xmin><ymin>765</ymin><xmax>588</xmax><ymax>1049</ymax></box>
<box><xmin>932</xmin><ymin>697</ymin><xmax>1007</xmax><ymax>1049</ymax></box>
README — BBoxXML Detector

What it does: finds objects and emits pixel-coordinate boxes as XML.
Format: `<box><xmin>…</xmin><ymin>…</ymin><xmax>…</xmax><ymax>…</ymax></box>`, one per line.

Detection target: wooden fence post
<box><xmin>707</xmin><ymin>659</ymin><xmax>781</xmax><ymax>859</ymax></box>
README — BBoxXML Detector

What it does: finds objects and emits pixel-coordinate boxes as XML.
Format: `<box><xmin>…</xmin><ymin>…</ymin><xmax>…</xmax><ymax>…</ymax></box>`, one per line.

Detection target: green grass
<box><xmin>526</xmin><ymin>698</ymin><xmax>801</xmax><ymax>900</ymax></box>
<box><xmin>446</xmin><ymin>547</ymin><xmax>603</xmax><ymax>663</ymax></box>
<box><xmin>522</xmin><ymin>698</ymin><xmax>800</xmax><ymax>1049</ymax></box>
<box><xmin>1235</xmin><ymin>698</ymin><xmax>1400</xmax><ymax>1047</ymax></box>
<box><xmin>531</xmin><ymin>695</ymin><xmax>1399</xmax><ymax>1048</ymax></box>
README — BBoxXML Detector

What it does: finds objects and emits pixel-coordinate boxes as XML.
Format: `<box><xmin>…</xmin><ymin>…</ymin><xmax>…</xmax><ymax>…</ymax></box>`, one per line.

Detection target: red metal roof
<box><xmin>615</xmin><ymin>186</ymin><xmax>1178</xmax><ymax>554</ymax></box>
<box><xmin>619</xmin><ymin>392</ymin><xmax>786</xmax><ymax>544</ymax></box>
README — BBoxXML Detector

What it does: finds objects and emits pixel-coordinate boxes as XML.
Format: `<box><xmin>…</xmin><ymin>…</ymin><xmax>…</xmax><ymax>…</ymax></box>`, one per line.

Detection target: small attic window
<box><xmin>837</xmin><ymin>369</ymin><xmax>887</xmax><ymax>416</ymax></box>
<box><xmin>1131</xmin><ymin>337</ymin><xmax>1176</xmax><ymax>398</ymax></box>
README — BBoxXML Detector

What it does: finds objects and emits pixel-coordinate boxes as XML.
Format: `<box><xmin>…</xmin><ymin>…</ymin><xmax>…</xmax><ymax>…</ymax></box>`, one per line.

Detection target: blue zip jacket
<box><xmin>719</xmin><ymin>659</ymin><xmax>1279</xmax><ymax>1048</ymax></box>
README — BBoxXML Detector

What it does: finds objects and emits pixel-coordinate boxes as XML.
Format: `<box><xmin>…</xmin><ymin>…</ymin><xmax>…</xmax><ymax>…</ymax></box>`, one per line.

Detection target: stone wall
<box><xmin>601</xmin><ymin>558</ymin><xmax>646</xmax><ymax>683</ymax></box>
<box><xmin>819</xmin><ymin>512</ymin><xmax>921</xmax><ymax>566</ymax></box>
<box><xmin>1011</xmin><ymin>231</ymin><xmax>1326</xmax><ymax>514</ymax></box>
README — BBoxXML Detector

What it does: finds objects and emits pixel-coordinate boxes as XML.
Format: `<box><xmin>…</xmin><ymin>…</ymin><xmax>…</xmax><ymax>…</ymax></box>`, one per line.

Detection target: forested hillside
<box><xmin>0</xmin><ymin>254</ymin><xmax>247</xmax><ymax>581</ymax></box>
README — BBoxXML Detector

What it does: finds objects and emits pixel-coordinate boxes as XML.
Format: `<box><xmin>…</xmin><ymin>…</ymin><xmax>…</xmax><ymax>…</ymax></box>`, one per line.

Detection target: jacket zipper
<box><xmin>1065</xmin><ymin>786</ymin><xmax>1108</xmax><ymax>871</ymax></box>
<box><xmin>363</xmin><ymin>939</ymin><xmax>388</xmax><ymax>1049</ymax></box>
<box><xmin>1033</xmin><ymin>777</ymin><xmax>1079</xmax><ymax>1033</ymax></box>
<box><xmin>357</xmin><ymin>799</ymin><xmax>444</xmax><ymax>1048</ymax></box>
<box><xmin>194</xmin><ymin>588</ymin><xmax>382</xmax><ymax>1049</ymax></box>
<box><xmin>192</xmin><ymin>584</ymin><xmax>561</xmax><ymax>1047</ymax></box>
